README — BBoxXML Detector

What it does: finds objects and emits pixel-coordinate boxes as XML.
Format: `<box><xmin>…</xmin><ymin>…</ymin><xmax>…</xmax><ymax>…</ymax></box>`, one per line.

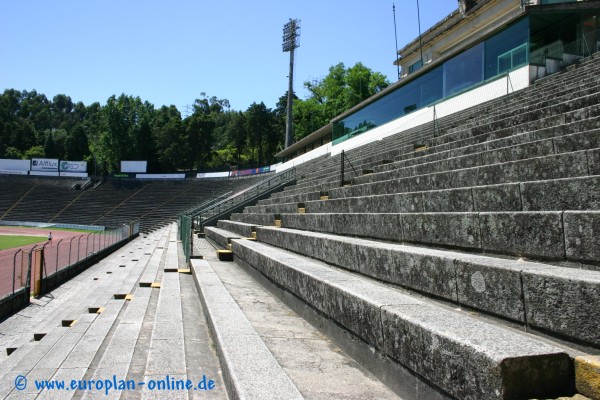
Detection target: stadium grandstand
<box><xmin>1</xmin><ymin>0</ymin><xmax>600</xmax><ymax>399</ymax></box>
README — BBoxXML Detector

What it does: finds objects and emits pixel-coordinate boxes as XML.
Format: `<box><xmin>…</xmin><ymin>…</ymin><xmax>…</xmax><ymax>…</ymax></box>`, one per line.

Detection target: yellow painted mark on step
<box><xmin>61</xmin><ymin>320</ymin><xmax>77</xmax><ymax>327</ymax></box>
<box><xmin>575</xmin><ymin>355</ymin><xmax>600</xmax><ymax>400</ymax></box>
<box><xmin>275</xmin><ymin>220</ymin><xmax>282</xmax><ymax>228</ymax></box>
<box><xmin>298</xmin><ymin>208</ymin><xmax>306</xmax><ymax>214</ymax></box>
<box><xmin>320</xmin><ymin>196</ymin><xmax>329</xmax><ymax>200</ymax></box>
<box><xmin>217</xmin><ymin>249</ymin><xmax>234</xmax><ymax>262</ymax></box>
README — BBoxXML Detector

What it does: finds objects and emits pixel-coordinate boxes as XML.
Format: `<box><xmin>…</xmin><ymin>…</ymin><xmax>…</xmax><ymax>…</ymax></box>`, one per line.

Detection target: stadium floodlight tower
<box><xmin>282</xmin><ymin>18</ymin><xmax>300</xmax><ymax>149</ymax></box>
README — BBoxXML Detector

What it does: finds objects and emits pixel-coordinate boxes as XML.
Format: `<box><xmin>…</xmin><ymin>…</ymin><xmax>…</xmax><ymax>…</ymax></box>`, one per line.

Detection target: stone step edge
<box><xmin>190</xmin><ymin>258</ymin><xmax>304</xmax><ymax>400</ymax></box>
<box><xmin>231</xmin><ymin>238</ymin><xmax>574</xmax><ymax>400</ymax></box>
<box><xmin>254</xmin><ymin>225</ymin><xmax>600</xmax><ymax>348</ymax></box>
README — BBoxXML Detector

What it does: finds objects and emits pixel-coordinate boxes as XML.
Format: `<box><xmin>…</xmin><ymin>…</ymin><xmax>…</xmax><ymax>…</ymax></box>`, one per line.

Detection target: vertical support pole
<box><xmin>340</xmin><ymin>150</ymin><xmax>345</xmax><ymax>187</ymax></box>
<box><xmin>285</xmin><ymin>47</ymin><xmax>295</xmax><ymax>149</ymax></box>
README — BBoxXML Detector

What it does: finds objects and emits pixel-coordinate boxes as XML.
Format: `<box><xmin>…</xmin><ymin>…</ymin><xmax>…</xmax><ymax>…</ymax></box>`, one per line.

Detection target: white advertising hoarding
<box><xmin>31</xmin><ymin>158</ymin><xmax>59</xmax><ymax>171</ymax></box>
<box><xmin>0</xmin><ymin>159</ymin><xmax>30</xmax><ymax>171</ymax></box>
<box><xmin>121</xmin><ymin>161</ymin><xmax>147</xmax><ymax>173</ymax></box>
<box><xmin>59</xmin><ymin>160</ymin><xmax>87</xmax><ymax>172</ymax></box>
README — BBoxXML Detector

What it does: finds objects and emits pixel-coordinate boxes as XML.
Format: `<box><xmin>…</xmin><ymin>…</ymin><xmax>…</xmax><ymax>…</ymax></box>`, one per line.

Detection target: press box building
<box><xmin>276</xmin><ymin>0</ymin><xmax>600</xmax><ymax>168</ymax></box>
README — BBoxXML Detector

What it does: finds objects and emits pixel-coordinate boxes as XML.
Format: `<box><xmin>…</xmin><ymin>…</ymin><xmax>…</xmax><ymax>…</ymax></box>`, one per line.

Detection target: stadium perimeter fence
<box><xmin>0</xmin><ymin>222</ymin><xmax>140</xmax><ymax>319</ymax></box>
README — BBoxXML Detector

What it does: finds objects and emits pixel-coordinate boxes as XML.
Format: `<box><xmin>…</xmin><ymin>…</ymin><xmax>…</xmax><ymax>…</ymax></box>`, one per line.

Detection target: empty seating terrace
<box><xmin>1</xmin><ymin>58</ymin><xmax>599</xmax><ymax>400</ymax></box>
<box><xmin>0</xmin><ymin>176</ymin><xmax>262</xmax><ymax>233</ymax></box>
<box><xmin>202</xmin><ymin>55</ymin><xmax>600</xmax><ymax>399</ymax></box>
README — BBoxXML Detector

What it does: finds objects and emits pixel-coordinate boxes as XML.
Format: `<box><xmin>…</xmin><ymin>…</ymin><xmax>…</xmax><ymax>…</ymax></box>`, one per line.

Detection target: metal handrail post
<box><xmin>340</xmin><ymin>150</ymin><xmax>345</xmax><ymax>187</ymax></box>
<box><xmin>12</xmin><ymin>249</ymin><xmax>22</xmax><ymax>295</ymax></box>
<box><xmin>76</xmin><ymin>235</ymin><xmax>84</xmax><ymax>262</ymax></box>
<box><xmin>85</xmin><ymin>232</ymin><xmax>93</xmax><ymax>256</ymax></box>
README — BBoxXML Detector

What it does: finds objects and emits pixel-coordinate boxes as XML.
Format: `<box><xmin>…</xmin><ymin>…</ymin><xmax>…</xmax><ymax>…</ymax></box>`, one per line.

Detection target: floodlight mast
<box><xmin>282</xmin><ymin>19</ymin><xmax>300</xmax><ymax>149</ymax></box>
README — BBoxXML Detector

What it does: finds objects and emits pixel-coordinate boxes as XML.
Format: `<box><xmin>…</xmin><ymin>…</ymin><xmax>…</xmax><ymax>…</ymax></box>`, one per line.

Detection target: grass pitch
<box><xmin>0</xmin><ymin>235</ymin><xmax>47</xmax><ymax>251</ymax></box>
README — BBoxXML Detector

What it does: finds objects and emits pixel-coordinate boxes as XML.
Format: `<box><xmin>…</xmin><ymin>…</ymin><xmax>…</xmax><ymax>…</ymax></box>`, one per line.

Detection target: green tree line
<box><xmin>0</xmin><ymin>62</ymin><xmax>389</xmax><ymax>173</ymax></box>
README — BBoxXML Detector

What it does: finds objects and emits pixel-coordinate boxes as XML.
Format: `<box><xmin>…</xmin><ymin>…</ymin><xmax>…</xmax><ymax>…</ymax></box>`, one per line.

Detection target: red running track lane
<box><xmin>0</xmin><ymin>227</ymin><xmax>122</xmax><ymax>298</ymax></box>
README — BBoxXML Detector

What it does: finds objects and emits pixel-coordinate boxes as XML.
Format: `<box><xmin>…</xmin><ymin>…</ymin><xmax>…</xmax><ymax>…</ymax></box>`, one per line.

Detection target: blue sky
<box><xmin>0</xmin><ymin>1</ymin><xmax>457</xmax><ymax>112</ymax></box>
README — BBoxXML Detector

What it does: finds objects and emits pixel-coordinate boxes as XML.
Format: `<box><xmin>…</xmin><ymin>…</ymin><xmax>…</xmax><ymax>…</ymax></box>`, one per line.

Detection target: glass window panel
<box><xmin>443</xmin><ymin>42</ymin><xmax>484</xmax><ymax>97</ymax></box>
<box><xmin>485</xmin><ymin>17</ymin><xmax>529</xmax><ymax>79</ymax></box>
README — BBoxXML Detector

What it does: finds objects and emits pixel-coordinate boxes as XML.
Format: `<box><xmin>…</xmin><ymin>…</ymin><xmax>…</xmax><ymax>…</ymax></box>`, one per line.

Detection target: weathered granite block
<box><xmin>455</xmin><ymin>256</ymin><xmax>532</xmax><ymax>322</ymax></box>
<box><xmin>554</xmin><ymin>129</ymin><xmax>600</xmax><ymax>153</ymax></box>
<box><xmin>563</xmin><ymin>211</ymin><xmax>600</xmax><ymax>263</ymax></box>
<box><xmin>431</xmin><ymin>167</ymin><xmax>480</xmax><ymax>190</ymax></box>
<box><xmin>304</xmin><ymin>198</ymin><xmax>344</xmax><ymax>213</ymax></box>
<box><xmin>479</xmin><ymin>212</ymin><xmax>565</xmax><ymax>259</ymax></box>
<box><xmin>381</xmin><ymin>304</ymin><xmax>572</xmax><ymax>400</ymax></box>
<box><xmin>448</xmin><ymin>141</ymin><xmax>487</xmax><ymax>159</ymax></box>
<box><xmin>482</xmin><ymin>139</ymin><xmax>555</xmax><ymax>165</ymax></box>
<box><xmin>402</xmin><ymin>212</ymin><xmax>481</xmax><ymax>249</ymax></box>
<box><xmin>217</xmin><ymin>220</ymin><xmax>256</xmax><ymax>238</ymax></box>
<box><xmin>331</xmin><ymin>213</ymin><xmax>403</xmax><ymax>241</ymax></box>
<box><xmin>204</xmin><ymin>227</ymin><xmax>240</xmax><ymax>248</ymax></box>
<box><xmin>472</xmin><ymin>183</ymin><xmax>521</xmax><ymax>211</ymax></box>
<box><xmin>423</xmin><ymin>188</ymin><xmax>473</xmax><ymax>212</ymax></box>
<box><xmin>444</xmin><ymin>153</ymin><xmax>482</xmax><ymax>172</ymax></box>
<box><xmin>522</xmin><ymin>266</ymin><xmax>600</xmax><ymax>347</ymax></box>
<box><xmin>501</xmin><ymin>151</ymin><xmax>588</xmax><ymax>183</ymax></box>
<box><xmin>521</xmin><ymin>176</ymin><xmax>600</xmax><ymax>211</ymax></box>
<box><xmin>257</xmin><ymin>227</ymin><xmax>457</xmax><ymax>301</ymax></box>
<box><xmin>230</xmin><ymin>213</ymin><xmax>275</xmax><ymax>226</ymax></box>
<box><xmin>588</xmin><ymin>148</ymin><xmax>600</xmax><ymax>175</ymax></box>
<box><xmin>281</xmin><ymin>213</ymin><xmax>334</xmax><ymax>233</ymax></box>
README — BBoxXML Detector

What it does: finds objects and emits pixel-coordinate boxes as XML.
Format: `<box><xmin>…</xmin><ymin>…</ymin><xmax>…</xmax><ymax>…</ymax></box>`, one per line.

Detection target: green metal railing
<box><xmin>178</xmin><ymin>168</ymin><xmax>296</xmax><ymax>261</ymax></box>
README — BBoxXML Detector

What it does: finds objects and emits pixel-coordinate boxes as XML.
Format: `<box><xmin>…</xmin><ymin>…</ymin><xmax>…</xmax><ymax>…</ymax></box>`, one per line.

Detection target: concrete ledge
<box><xmin>255</xmin><ymin>226</ymin><xmax>600</xmax><ymax>347</ymax></box>
<box><xmin>190</xmin><ymin>258</ymin><xmax>303</xmax><ymax>400</ymax></box>
<box><xmin>204</xmin><ymin>226</ymin><xmax>241</xmax><ymax>249</ymax></box>
<box><xmin>232</xmin><ymin>239</ymin><xmax>574</xmax><ymax>400</ymax></box>
<box><xmin>216</xmin><ymin>220</ymin><xmax>256</xmax><ymax>238</ymax></box>
<box><xmin>276</xmin><ymin>211</ymin><xmax>574</xmax><ymax>261</ymax></box>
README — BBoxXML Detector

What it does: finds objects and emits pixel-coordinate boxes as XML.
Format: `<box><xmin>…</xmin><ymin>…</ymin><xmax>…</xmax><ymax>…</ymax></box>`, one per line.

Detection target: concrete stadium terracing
<box><xmin>2</xmin><ymin>44</ymin><xmax>600</xmax><ymax>400</ymax></box>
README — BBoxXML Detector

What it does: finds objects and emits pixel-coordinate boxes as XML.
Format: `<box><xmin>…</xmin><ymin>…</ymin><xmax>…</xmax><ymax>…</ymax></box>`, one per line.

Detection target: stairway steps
<box><xmin>231</xmin><ymin>238</ymin><xmax>575</xmax><ymax>400</ymax></box>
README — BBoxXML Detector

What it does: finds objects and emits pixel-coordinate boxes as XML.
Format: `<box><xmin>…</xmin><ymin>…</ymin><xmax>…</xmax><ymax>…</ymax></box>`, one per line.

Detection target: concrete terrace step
<box><xmin>194</xmin><ymin>238</ymin><xmax>427</xmax><ymax>399</ymax></box>
<box><xmin>293</xmin><ymin>102</ymin><xmax>600</xmax><ymax>188</ymax></box>
<box><xmin>191</xmin><ymin>257</ymin><xmax>304</xmax><ymax>400</ymax></box>
<box><xmin>0</xmin><ymin>224</ymin><xmax>227</xmax><ymax>399</ymax></box>
<box><xmin>0</xmin><ymin>227</ymin><xmax>171</xmax><ymax>398</ymax></box>
<box><xmin>233</xmin><ymin>210</ymin><xmax>600</xmax><ymax>264</ymax></box>
<box><xmin>249</xmin><ymin>176</ymin><xmax>600</xmax><ymax>216</ymax></box>
<box><xmin>249</xmin><ymin>226</ymin><xmax>600</xmax><ymax>349</ymax></box>
<box><xmin>327</xmin><ymin>150</ymin><xmax>597</xmax><ymax>201</ymax></box>
<box><xmin>230</xmin><ymin>238</ymin><xmax>575</xmax><ymax>400</ymax></box>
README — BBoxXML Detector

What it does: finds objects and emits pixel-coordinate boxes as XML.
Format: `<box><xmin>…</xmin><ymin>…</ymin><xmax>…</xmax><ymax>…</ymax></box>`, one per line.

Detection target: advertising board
<box><xmin>59</xmin><ymin>160</ymin><xmax>87</xmax><ymax>172</ymax></box>
<box><xmin>121</xmin><ymin>161</ymin><xmax>147</xmax><ymax>173</ymax></box>
<box><xmin>31</xmin><ymin>158</ymin><xmax>59</xmax><ymax>171</ymax></box>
